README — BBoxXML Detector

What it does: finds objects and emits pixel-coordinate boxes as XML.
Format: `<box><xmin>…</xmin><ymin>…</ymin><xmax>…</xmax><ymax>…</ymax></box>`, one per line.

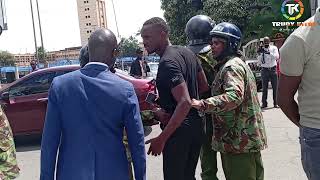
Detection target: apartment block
<box><xmin>76</xmin><ymin>0</ymin><xmax>108</xmax><ymax>46</ymax></box>
<box><xmin>14</xmin><ymin>46</ymin><xmax>81</xmax><ymax>66</ymax></box>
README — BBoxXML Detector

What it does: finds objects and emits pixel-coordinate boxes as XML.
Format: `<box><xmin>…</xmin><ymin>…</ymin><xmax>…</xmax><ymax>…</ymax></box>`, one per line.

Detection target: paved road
<box><xmin>14</xmin><ymin>90</ymin><xmax>307</xmax><ymax>180</ymax></box>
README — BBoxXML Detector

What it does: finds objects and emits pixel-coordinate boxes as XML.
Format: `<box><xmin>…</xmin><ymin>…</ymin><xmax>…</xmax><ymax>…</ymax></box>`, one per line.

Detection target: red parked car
<box><xmin>0</xmin><ymin>65</ymin><xmax>156</xmax><ymax>136</ymax></box>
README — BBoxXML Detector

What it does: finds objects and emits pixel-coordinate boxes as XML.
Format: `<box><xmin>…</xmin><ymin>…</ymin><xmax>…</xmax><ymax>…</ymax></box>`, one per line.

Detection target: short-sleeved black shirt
<box><xmin>156</xmin><ymin>45</ymin><xmax>202</xmax><ymax>119</ymax></box>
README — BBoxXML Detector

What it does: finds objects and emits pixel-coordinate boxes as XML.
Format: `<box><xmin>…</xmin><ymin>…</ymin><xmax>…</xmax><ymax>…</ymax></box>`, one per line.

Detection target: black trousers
<box><xmin>162</xmin><ymin>118</ymin><xmax>204</xmax><ymax>180</ymax></box>
<box><xmin>261</xmin><ymin>67</ymin><xmax>278</xmax><ymax>106</ymax></box>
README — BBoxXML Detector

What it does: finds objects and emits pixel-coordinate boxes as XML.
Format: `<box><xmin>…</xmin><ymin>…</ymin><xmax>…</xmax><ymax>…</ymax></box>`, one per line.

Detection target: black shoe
<box><xmin>261</xmin><ymin>105</ymin><xmax>267</xmax><ymax>109</ymax></box>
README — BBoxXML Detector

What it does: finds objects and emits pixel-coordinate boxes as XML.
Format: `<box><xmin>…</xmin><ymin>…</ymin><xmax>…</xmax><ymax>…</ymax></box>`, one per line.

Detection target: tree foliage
<box><xmin>119</xmin><ymin>36</ymin><xmax>140</xmax><ymax>57</ymax></box>
<box><xmin>0</xmin><ymin>51</ymin><xmax>15</xmax><ymax>66</ymax></box>
<box><xmin>160</xmin><ymin>0</ymin><xmax>311</xmax><ymax>45</ymax></box>
<box><xmin>37</xmin><ymin>46</ymin><xmax>47</xmax><ymax>64</ymax></box>
<box><xmin>161</xmin><ymin>0</ymin><xmax>199</xmax><ymax>45</ymax></box>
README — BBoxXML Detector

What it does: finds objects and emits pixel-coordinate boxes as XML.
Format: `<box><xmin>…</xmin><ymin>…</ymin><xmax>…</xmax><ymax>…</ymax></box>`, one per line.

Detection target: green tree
<box><xmin>37</xmin><ymin>46</ymin><xmax>47</xmax><ymax>64</ymax></box>
<box><xmin>119</xmin><ymin>36</ymin><xmax>140</xmax><ymax>57</ymax></box>
<box><xmin>160</xmin><ymin>0</ymin><xmax>311</xmax><ymax>45</ymax></box>
<box><xmin>0</xmin><ymin>51</ymin><xmax>15</xmax><ymax>66</ymax></box>
<box><xmin>161</xmin><ymin>0</ymin><xmax>199</xmax><ymax>45</ymax></box>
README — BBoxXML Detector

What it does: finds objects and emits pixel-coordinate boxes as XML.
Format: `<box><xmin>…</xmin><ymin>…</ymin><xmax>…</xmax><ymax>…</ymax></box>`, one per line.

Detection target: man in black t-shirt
<box><xmin>130</xmin><ymin>48</ymin><xmax>150</xmax><ymax>78</ymax></box>
<box><xmin>141</xmin><ymin>17</ymin><xmax>208</xmax><ymax>180</ymax></box>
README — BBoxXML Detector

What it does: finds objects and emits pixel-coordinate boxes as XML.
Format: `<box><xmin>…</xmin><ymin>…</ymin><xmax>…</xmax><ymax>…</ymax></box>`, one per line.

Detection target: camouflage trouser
<box><xmin>123</xmin><ymin>110</ymin><xmax>155</xmax><ymax>180</ymax></box>
<box><xmin>0</xmin><ymin>145</ymin><xmax>20</xmax><ymax>180</ymax></box>
<box><xmin>123</xmin><ymin>131</ymin><xmax>134</xmax><ymax>180</ymax></box>
<box><xmin>200</xmin><ymin>114</ymin><xmax>219</xmax><ymax>180</ymax></box>
<box><xmin>221</xmin><ymin>152</ymin><xmax>264</xmax><ymax>180</ymax></box>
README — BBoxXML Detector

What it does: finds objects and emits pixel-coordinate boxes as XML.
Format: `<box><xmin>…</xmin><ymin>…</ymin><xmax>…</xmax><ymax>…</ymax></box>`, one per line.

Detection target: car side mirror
<box><xmin>1</xmin><ymin>92</ymin><xmax>9</xmax><ymax>103</ymax></box>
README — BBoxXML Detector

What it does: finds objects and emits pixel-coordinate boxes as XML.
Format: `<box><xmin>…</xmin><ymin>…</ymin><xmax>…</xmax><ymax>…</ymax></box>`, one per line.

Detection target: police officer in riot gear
<box><xmin>209</xmin><ymin>22</ymin><xmax>243</xmax><ymax>61</ymax></box>
<box><xmin>185</xmin><ymin>15</ymin><xmax>219</xmax><ymax>180</ymax></box>
<box><xmin>186</xmin><ymin>15</ymin><xmax>217</xmax><ymax>91</ymax></box>
<box><xmin>192</xmin><ymin>22</ymin><xmax>267</xmax><ymax>180</ymax></box>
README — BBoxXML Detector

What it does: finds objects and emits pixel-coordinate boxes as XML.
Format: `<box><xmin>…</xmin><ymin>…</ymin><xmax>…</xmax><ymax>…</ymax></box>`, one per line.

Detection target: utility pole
<box><xmin>29</xmin><ymin>0</ymin><xmax>38</xmax><ymax>64</ymax></box>
<box><xmin>35</xmin><ymin>0</ymin><xmax>44</xmax><ymax>62</ymax></box>
<box><xmin>110</xmin><ymin>0</ymin><xmax>120</xmax><ymax>38</ymax></box>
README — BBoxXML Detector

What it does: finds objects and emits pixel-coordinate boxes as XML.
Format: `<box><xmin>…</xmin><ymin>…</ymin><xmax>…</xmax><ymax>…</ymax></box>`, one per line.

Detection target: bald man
<box><xmin>40</xmin><ymin>29</ymin><xmax>146</xmax><ymax>180</ymax></box>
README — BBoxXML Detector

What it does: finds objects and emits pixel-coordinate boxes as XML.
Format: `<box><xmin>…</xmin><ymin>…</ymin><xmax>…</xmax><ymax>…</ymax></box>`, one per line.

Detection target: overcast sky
<box><xmin>0</xmin><ymin>0</ymin><xmax>164</xmax><ymax>54</ymax></box>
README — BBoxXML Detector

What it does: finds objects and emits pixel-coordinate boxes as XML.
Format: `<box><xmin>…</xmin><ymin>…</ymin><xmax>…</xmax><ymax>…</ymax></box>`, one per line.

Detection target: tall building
<box><xmin>76</xmin><ymin>0</ymin><xmax>108</xmax><ymax>46</ymax></box>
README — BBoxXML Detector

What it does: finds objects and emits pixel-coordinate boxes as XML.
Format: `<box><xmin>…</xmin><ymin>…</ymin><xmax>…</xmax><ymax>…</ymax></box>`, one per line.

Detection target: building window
<box><xmin>87</xmin><ymin>30</ymin><xmax>90</xmax><ymax>33</ymax></box>
<box><xmin>85</xmin><ymin>8</ymin><xmax>90</xmax><ymax>11</ymax></box>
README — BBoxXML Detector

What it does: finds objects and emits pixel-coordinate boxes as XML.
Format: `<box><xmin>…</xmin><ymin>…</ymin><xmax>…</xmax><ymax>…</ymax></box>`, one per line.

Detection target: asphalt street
<box><xmin>14</xmin><ymin>89</ymin><xmax>307</xmax><ymax>180</ymax></box>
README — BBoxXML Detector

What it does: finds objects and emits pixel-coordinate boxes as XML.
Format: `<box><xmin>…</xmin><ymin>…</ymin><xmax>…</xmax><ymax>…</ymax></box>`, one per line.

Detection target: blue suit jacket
<box><xmin>40</xmin><ymin>63</ymin><xmax>146</xmax><ymax>180</ymax></box>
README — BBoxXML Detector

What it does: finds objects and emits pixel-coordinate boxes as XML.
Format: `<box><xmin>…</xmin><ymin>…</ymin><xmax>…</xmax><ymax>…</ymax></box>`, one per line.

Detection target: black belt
<box><xmin>262</xmin><ymin>66</ymin><xmax>276</xmax><ymax>70</ymax></box>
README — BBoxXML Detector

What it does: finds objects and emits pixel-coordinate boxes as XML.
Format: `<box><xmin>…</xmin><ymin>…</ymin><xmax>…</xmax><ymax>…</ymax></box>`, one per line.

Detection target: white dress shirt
<box><xmin>257</xmin><ymin>44</ymin><xmax>279</xmax><ymax>68</ymax></box>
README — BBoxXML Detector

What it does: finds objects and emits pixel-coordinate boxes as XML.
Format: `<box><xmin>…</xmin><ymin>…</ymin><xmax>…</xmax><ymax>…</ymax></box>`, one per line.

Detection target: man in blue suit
<box><xmin>40</xmin><ymin>29</ymin><xmax>146</xmax><ymax>180</ymax></box>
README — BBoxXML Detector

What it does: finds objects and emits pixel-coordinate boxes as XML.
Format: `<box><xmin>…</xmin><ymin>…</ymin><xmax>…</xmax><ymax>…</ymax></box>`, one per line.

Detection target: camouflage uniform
<box><xmin>203</xmin><ymin>56</ymin><xmax>267</xmax><ymax>180</ymax></box>
<box><xmin>198</xmin><ymin>51</ymin><xmax>217</xmax><ymax>98</ymax></box>
<box><xmin>0</xmin><ymin>107</ymin><xmax>20</xmax><ymax>180</ymax></box>
<box><xmin>123</xmin><ymin>110</ymin><xmax>156</xmax><ymax>180</ymax></box>
<box><xmin>197</xmin><ymin>51</ymin><xmax>220</xmax><ymax>180</ymax></box>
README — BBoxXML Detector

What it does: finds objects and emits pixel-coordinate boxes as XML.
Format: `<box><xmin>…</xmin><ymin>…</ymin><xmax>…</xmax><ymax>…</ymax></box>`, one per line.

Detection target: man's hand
<box><xmin>145</xmin><ymin>135</ymin><xmax>167</xmax><ymax>156</ymax></box>
<box><xmin>191</xmin><ymin>99</ymin><xmax>205</xmax><ymax>111</ymax></box>
<box><xmin>152</xmin><ymin>108</ymin><xmax>170</xmax><ymax>125</ymax></box>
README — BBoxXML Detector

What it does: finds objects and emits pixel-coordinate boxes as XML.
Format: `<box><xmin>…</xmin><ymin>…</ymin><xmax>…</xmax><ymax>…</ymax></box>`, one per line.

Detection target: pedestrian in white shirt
<box><xmin>257</xmin><ymin>36</ymin><xmax>279</xmax><ymax>108</ymax></box>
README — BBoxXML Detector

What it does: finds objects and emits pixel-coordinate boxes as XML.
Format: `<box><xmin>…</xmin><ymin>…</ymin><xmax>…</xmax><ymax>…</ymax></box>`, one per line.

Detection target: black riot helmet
<box><xmin>79</xmin><ymin>44</ymin><xmax>89</xmax><ymax>68</ymax></box>
<box><xmin>185</xmin><ymin>15</ymin><xmax>215</xmax><ymax>54</ymax></box>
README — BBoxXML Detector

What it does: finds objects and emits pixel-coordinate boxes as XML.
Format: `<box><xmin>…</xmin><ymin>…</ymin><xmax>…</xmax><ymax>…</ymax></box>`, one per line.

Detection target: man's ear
<box><xmin>160</xmin><ymin>31</ymin><xmax>168</xmax><ymax>40</ymax></box>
